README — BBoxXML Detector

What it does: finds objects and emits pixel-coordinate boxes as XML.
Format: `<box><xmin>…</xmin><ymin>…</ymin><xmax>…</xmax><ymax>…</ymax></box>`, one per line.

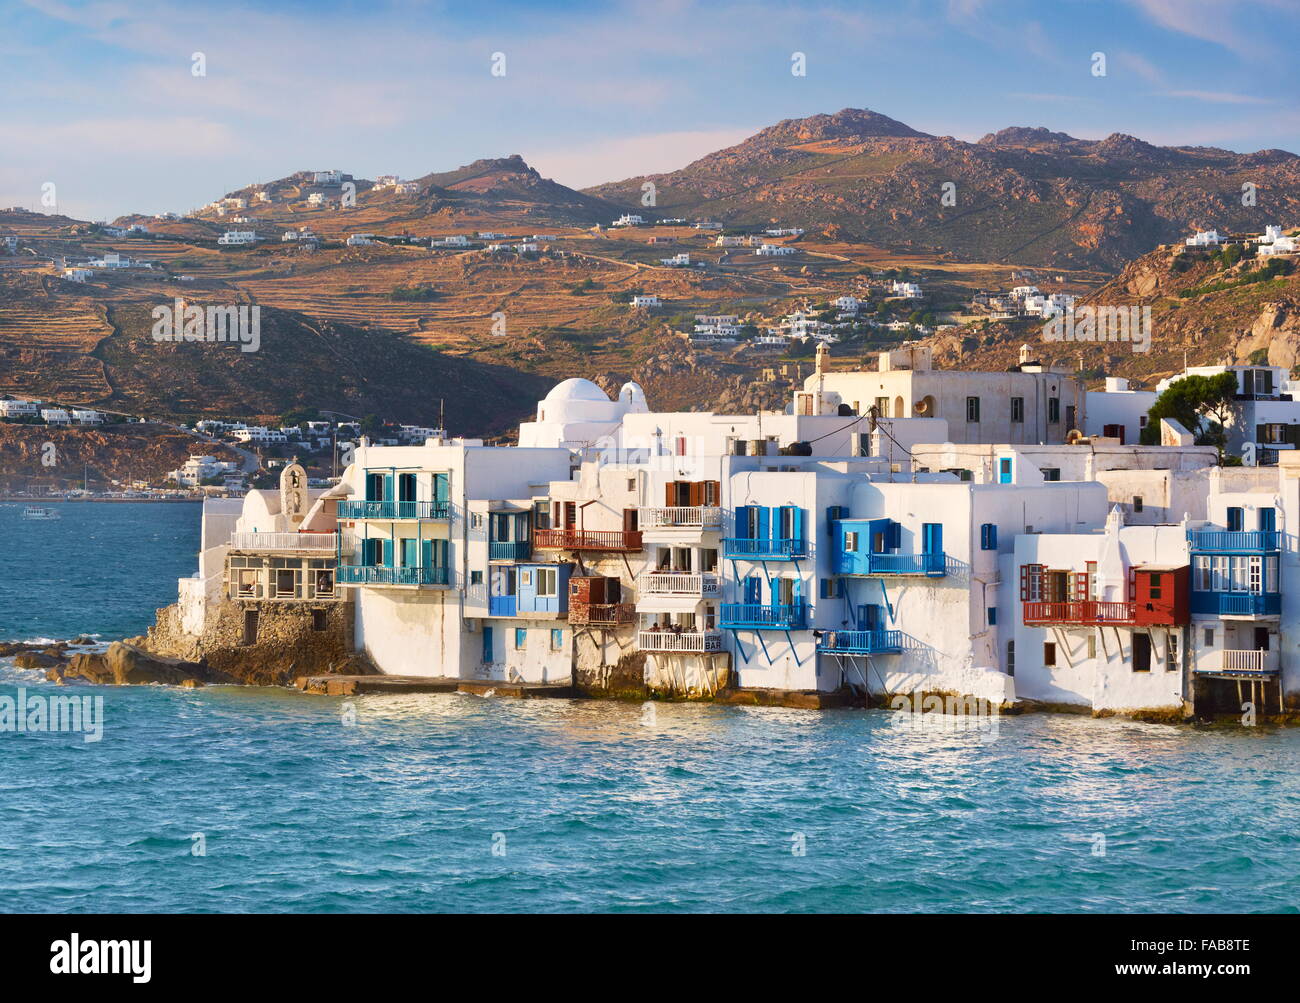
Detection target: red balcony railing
<box><xmin>1023</xmin><ymin>600</ymin><xmax>1136</xmax><ymax>625</ymax></box>
<box><xmin>533</xmin><ymin>528</ymin><xmax>643</xmax><ymax>552</ymax></box>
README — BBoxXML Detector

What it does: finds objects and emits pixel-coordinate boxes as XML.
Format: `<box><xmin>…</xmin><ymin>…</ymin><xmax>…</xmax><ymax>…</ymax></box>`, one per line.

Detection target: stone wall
<box><xmin>141</xmin><ymin>595</ymin><xmax>371</xmax><ymax>686</ymax></box>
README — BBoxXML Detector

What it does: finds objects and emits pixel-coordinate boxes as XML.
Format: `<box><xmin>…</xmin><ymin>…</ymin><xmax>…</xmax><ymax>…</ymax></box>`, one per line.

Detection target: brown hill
<box><xmin>585</xmin><ymin>107</ymin><xmax>1300</xmax><ymax>270</ymax></box>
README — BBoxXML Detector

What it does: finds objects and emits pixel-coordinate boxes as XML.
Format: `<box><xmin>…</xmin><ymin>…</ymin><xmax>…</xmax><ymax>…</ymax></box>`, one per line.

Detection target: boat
<box><xmin>22</xmin><ymin>506</ymin><xmax>61</xmax><ymax>520</ymax></box>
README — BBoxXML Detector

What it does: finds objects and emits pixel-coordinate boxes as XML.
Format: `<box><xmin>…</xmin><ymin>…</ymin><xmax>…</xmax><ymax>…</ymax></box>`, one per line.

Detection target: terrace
<box><xmin>719</xmin><ymin>602</ymin><xmax>807</xmax><ymax>630</ymax></box>
<box><xmin>816</xmin><ymin>629</ymin><xmax>903</xmax><ymax>655</ymax></box>
<box><xmin>336</xmin><ymin>500</ymin><xmax>450</xmax><ymax>521</ymax></box>
<box><xmin>638</xmin><ymin>630</ymin><xmax>724</xmax><ymax>653</ymax></box>
<box><xmin>533</xmin><ymin>528</ymin><xmax>642</xmax><ymax>552</ymax></box>
<box><xmin>336</xmin><ymin>565</ymin><xmax>450</xmax><ymax>587</ymax></box>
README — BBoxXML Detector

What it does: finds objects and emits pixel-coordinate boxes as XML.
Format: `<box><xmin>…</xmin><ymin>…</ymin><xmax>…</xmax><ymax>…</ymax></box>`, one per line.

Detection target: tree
<box><xmin>1139</xmin><ymin>372</ymin><xmax>1238</xmax><ymax>459</ymax></box>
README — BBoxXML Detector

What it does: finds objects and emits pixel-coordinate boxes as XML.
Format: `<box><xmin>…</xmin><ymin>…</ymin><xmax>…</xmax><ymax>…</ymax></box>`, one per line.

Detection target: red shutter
<box><xmin>665</xmin><ymin>482</ymin><xmax>676</xmax><ymax>506</ymax></box>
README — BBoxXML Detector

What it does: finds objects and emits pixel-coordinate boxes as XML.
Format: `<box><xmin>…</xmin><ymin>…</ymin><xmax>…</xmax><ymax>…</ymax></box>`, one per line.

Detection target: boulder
<box><xmin>14</xmin><ymin>652</ymin><xmax>63</xmax><ymax>669</ymax></box>
<box><xmin>62</xmin><ymin>642</ymin><xmax>208</xmax><ymax>686</ymax></box>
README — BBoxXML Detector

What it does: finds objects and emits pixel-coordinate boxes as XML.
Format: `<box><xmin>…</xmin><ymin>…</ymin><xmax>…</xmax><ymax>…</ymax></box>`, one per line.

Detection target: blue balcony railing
<box><xmin>336</xmin><ymin>565</ymin><xmax>450</xmax><ymax>586</ymax></box>
<box><xmin>719</xmin><ymin>602</ymin><xmax>807</xmax><ymax>629</ymax></box>
<box><xmin>488</xmin><ymin>595</ymin><xmax>517</xmax><ymax>617</ymax></box>
<box><xmin>817</xmin><ymin>629</ymin><xmax>903</xmax><ymax>654</ymax></box>
<box><xmin>722</xmin><ymin>537</ymin><xmax>806</xmax><ymax>559</ymax></box>
<box><xmin>834</xmin><ymin>551</ymin><xmax>948</xmax><ymax>576</ymax></box>
<box><xmin>337</xmin><ymin>500</ymin><xmax>450</xmax><ymax>520</ymax></box>
<box><xmin>1191</xmin><ymin>592</ymin><xmax>1281</xmax><ymax>616</ymax></box>
<box><xmin>489</xmin><ymin>540</ymin><xmax>531</xmax><ymax>561</ymax></box>
<box><xmin>1187</xmin><ymin>529</ymin><xmax>1280</xmax><ymax>552</ymax></box>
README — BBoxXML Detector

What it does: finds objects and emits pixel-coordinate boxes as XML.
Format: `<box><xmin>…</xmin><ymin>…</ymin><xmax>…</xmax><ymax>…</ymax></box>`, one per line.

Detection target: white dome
<box><xmin>544</xmin><ymin>378</ymin><xmax>610</xmax><ymax>404</ymax></box>
<box><xmin>618</xmin><ymin>381</ymin><xmax>649</xmax><ymax>413</ymax></box>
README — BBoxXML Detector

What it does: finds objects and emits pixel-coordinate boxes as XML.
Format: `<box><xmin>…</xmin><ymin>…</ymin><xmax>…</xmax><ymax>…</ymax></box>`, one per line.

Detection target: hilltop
<box><xmin>586</xmin><ymin>106</ymin><xmax>1300</xmax><ymax>270</ymax></box>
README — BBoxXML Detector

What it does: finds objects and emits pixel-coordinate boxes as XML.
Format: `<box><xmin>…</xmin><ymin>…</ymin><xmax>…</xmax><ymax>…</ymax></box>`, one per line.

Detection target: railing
<box><xmin>534</xmin><ymin>528</ymin><xmax>642</xmax><ymax>551</ymax></box>
<box><xmin>1215</xmin><ymin>649</ymin><xmax>1277</xmax><ymax>673</ymax></box>
<box><xmin>639</xmin><ymin>572</ymin><xmax>721</xmax><ymax>596</ymax></box>
<box><xmin>1023</xmin><ymin>600</ymin><xmax>1136</xmax><ymax>625</ymax></box>
<box><xmin>638</xmin><ymin>630</ymin><xmax>723</xmax><ymax>652</ymax></box>
<box><xmin>722</xmin><ymin>537</ymin><xmax>806</xmax><ymax>559</ymax></box>
<box><xmin>719</xmin><ymin>602</ymin><xmax>806</xmax><ymax>629</ymax></box>
<box><xmin>1187</xmin><ymin>529</ymin><xmax>1281</xmax><ymax>551</ymax></box>
<box><xmin>488</xmin><ymin>595</ymin><xmax>517</xmax><ymax>617</ymax></box>
<box><xmin>336</xmin><ymin>565</ymin><xmax>450</xmax><ymax>586</ymax></box>
<box><xmin>489</xmin><ymin>540</ymin><xmax>531</xmax><ymax>561</ymax></box>
<box><xmin>638</xmin><ymin>506</ymin><xmax>723</xmax><ymax>529</ymax></box>
<box><xmin>817</xmin><ymin>629</ymin><xmax>903</xmax><ymax>654</ymax></box>
<box><xmin>570</xmin><ymin>602</ymin><xmax>635</xmax><ymax>626</ymax></box>
<box><xmin>337</xmin><ymin>500</ymin><xmax>450</xmax><ymax>520</ymax></box>
<box><xmin>229</xmin><ymin>532</ymin><xmax>338</xmax><ymax>551</ymax></box>
<box><xmin>863</xmin><ymin>552</ymin><xmax>947</xmax><ymax>576</ymax></box>
<box><xmin>1205</xmin><ymin>592</ymin><xmax>1282</xmax><ymax>616</ymax></box>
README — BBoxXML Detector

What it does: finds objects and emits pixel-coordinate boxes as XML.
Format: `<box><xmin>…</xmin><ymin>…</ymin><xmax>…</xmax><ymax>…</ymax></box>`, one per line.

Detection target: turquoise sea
<box><xmin>1</xmin><ymin>501</ymin><xmax>1299</xmax><ymax>913</ymax></box>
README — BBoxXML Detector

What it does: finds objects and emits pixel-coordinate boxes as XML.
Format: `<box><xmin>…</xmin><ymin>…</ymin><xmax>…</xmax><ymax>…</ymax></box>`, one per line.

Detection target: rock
<box><xmin>70</xmin><ymin>635</ymin><xmax>95</xmax><ymax>646</ymax></box>
<box><xmin>14</xmin><ymin>652</ymin><xmax>63</xmax><ymax>669</ymax></box>
<box><xmin>62</xmin><ymin>641</ymin><xmax>208</xmax><ymax>686</ymax></box>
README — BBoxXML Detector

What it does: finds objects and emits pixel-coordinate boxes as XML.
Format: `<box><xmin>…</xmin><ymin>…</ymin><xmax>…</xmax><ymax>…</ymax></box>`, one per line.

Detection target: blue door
<box><xmin>998</xmin><ymin>458</ymin><xmax>1012</xmax><ymax>484</ymax></box>
<box><xmin>482</xmin><ymin>627</ymin><xmax>494</xmax><ymax>663</ymax></box>
<box><xmin>743</xmin><ymin>577</ymin><xmax>762</xmax><ymax>605</ymax></box>
<box><xmin>922</xmin><ymin>523</ymin><xmax>943</xmax><ymax>574</ymax></box>
<box><xmin>1259</xmin><ymin>507</ymin><xmax>1276</xmax><ymax>533</ymax></box>
<box><xmin>401</xmin><ymin>538</ymin><xmax>418</xmax><ymax>567</ymax></box>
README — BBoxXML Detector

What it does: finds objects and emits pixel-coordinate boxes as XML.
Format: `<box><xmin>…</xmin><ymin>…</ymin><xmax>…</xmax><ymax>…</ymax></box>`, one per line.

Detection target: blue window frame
<box><xmin>514</xmin><ymin>628</ymin><xmax>527</xmax><ymax>650</ymax></box>
<box><xmin>980</xmin><ymin>523</ymin><xmax>998</xmax><ymax>550</ymax></box>
<box><xmin>1227</xmin><ymin>507</ymin><xmax>1244</xmax><ymax>532</ymax></box>
<box><xmin>988</xmin><ymin>606</ymin><xmax>997</xmax><ymax>626</ymax></box>
<box><xmin>550</xmin><ymin>629</ymin><xmax>563</xmax><ymax>650</ymax></box>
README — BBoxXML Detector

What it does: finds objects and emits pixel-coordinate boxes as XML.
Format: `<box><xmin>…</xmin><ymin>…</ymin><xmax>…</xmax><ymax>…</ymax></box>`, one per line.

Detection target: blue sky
<box><xmin>2</xmin><ymin>0</ymin><xmax>1298</xmax><ymax>220</ymax></box>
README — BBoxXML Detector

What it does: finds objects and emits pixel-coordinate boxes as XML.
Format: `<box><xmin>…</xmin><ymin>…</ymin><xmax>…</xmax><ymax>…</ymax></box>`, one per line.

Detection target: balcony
<box><xmin>533</xmin><ymin>528</ymin><xmax>642</xmax><ymax>552</ymax></box>
<box><xmin>337</xmin><ymin>500</ymin><xmax>450</xmax><ymax>521</ymax></box>
<box><xmin>817</xmin><ymin>629</ymin><xmax>903</xmax><ymax>655</ymax></box>
<box><xmin>569</xmin><ymin>602</ymin><xmax>635</xmax><ymax>627</ymax></box>
<box><xmin>722</xmin><ymin>537</ymin><xmax>806</xmax><ymax>560</ymax></box>
<box><xmin>489</xmin><ymin>540</ymin><xmax>531</xmax><ymax>561</ymax></box>
<box><xmin>1192</xmin><ymin>592</ymin><xmax>1281</xmax><ymax>617</ymax></box>
<box><xmin>638</xmin><ymin>572</ymin><xmax>721</xmax><ymax>597</ymax></box>
<box><xmin>638</xmin><ymin>506</ymin><xmax>723</xmax><ymax>530</ymax></box>
<box><xmin>336</xmin><ymin>565</ymin><xmax>450</xmax><ymax>587</ymax></box>
<box><xmin>835</xmin><ymin>552</ymin><xmax>948</xmax><ymax>577</ymax></box>
<box><xmin>1187</xmin><ymin>529</ymin><xmax>1281</xmax><ymax>552</ymax></box>
<box><xmin>1023</xmin><ymin>600</ymin><xmax>1137</xmax><ymax>626</ymax></box>
<box><xmin>638</xmin><ymin>629</ymin><xmax>723</xmax><ymax>653</ymax></box>
<box><xmin>488</xmin><ymin>595</ymin><xmax>516</xmax><ymax>617</ymax></box>
<box><xmin>229</xmin><ymin>532</ymin><xmax>338</xmax><ymax>552</ymax></box>
<box><xmin>1197</xmin><ymin>649</ymin><xmax>1280</xmax><ymax>675</ymax></box>
<box><xmin>719</xmin><ymin>602</ymin><xmax>807</xmax><ymax>630</ymax></box>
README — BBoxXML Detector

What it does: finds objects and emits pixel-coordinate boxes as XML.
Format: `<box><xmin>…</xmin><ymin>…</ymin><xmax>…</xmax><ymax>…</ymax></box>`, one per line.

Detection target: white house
<box><xmin>41</xmin><ymin>408</ymin><xmax>71</xmax><ymax>424</ymax></box>
<box><xmin>313</xmin><ymin>170</ymin><xmax>343</xmax><ymax>185</ymax></box>
<box><xmin>631</xmin><ymin>295</ymin><xmax>661</xmax><ymax>309</ymax></box>
<box><xmin>755</xmin><ymin>244</ymin><xmax>796</xmax><ymax>257</ymax></box>
<box><xmin>70</xmin><ymin>409</ymin><xmax>104</xmax><ymax>425</ymax></box>
<box><xmin>612</xmin><ymin>214</ymin><xmax>644</xmax><ymax>227</ymax></box>
<box><xmin>661</xmin><ymin>253</ymin><xmax>691</xmax><ymax>267</ymax></box>
<box><xmin>217</xmin><ymin>230</ymin><xmax>259</xmax><ymax>246</ymax></box>
<box><xmin>63</xmin><ymin>268</ymin><xmax>93</xmax><ymax>283</ymax></box>
<box><xmin>1185</xmin><ymin>229</ymin><xmax>1221</xmax><ymax>247</ymax></box>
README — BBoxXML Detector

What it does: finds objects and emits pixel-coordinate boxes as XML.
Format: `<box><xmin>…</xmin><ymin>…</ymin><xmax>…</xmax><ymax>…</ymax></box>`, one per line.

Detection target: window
<box><xmin>312</xmin><ymin>609</ymin><xmax>328</xmax><ymax>631</ymax></box>
<box><xmin>819</xmin><ymin>578</ymin><xmax>841</xmax><ymax>600</ymax></box>
<box><xmin>980</xmin><ymin>523</ymin><xmax>998</xmax><ymax>551</ymax></box>
<box><xmin>533</xmin><ymin>501</ymin><xmax>551</xmax><ymax>530</ymax></box>
<box><xmin>1133</xmin><ymin>633</ymin><xmax>1151</xmax><ymax>673</ymax></box>
<box><xmin>1041</xmin><ymin>467</ymin><xmax>1060</xmax><ymax>482</ymax></box>
<box><xmin>1227</xmin><ymin>507</ymin><xmax>1244</xmax><ymax>532</ymax></box>
<box><xmin>537</xmin><ymin>568</ymin><xmax>557</xmax><ymax>597</ymax></box>
<box><xmin>1148</xmin><ymin>573</ymin><xmax>1163</xmax><ymax>600</ymax></box>
<box><xmin>514</xmin><ymin>628</ymin><xmax>527</xmax><ymax>650</ymax></box>
<box><xmin>1010</xmin><ymin>397</ymin><xmax>1024</xmax><ymax>423</ymax></box>
<box><xmin>1047</xmin><ymin>397</ymin><xmax>1060</xmax><ymax>423</ymax></box>
<box><xmin>471</xmin><ymin>513</ymin><xmax>483</xmax><ymax>529</ymax></box>
<box><xmin>627</xmin><ymin>478</ymin><xmax>636</xmax><ymax>492</ymax></box>
<box><xmin>1203</xmin><ymin>628</ymin><xmax>1215</xmax><ymax>646</ymax></box>
<box><xmin>471</xmin><ymin>570</ymin><xmax>483</xmax><ymax>586</ymax></box>
<box><xmin>966</xmin><ymin>396</ymin><xmax>981</xmax><ymax>422</ymax></box>
<box><xmin>844</xmin><ymin>531</ymin><xmax>859</xmax><ymax>552</ymax></box>
<box><xmin>550</xmin><ymin>629</ymin><xmax>563</xmax><ymax>651</ymax></box>
<box><xmin>1168</xmin><ymin>632</ymin><xmax>1178</xmax><ymax>667</ymax></box>
<box><xmin>1043</xmin><ymin>642</ymin><xmax>1056</xmax><ymax>667</ymax></box>
<box><xmin>1133</xmin><ymin>496</ymin><xmax>1144</xmax><ymax>513</ymax></box>
<box><xmin>987</xmin><ymin>607</ymin><xmax>997</xmax><ymax>626</ymax></box>
<box><xmin>1006</xmin><ymin>640</ymin><xmax>1015</xmax><ymax>677</ymax></box>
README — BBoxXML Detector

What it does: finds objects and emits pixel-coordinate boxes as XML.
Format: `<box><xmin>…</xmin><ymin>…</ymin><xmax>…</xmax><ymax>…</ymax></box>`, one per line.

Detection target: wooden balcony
<box><xmin>638</xmin><ymin>630</ymin><xmax>723</xmax><ymax>653</ymax></box>
<box><xmin>1023</xmin><ymin>600</ymin><xmax>1137</xmax><ymax>626</ymax></box>
<box><xmin>533</xmin><ymin>528</ymin><xmax>642</xmax><ymax>552</ymax></box>
<box><xmin>569</xmin><ymin>602</ymin><xmax>635</xmax><ymax>627</ymax></box>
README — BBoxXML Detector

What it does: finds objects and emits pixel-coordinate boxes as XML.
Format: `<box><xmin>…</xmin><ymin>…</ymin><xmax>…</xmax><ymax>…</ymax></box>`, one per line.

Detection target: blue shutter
<box><xmin>421</xmin><ymin>539</ymin><xmax>433</xmax><ymax>569</ymax></box>
<box><xmin>734</xmin><ymin>505</ymin><xmax>752</xmax><ymax>539</ymax></box>
<box><xmin>382</xmin><ymin>473</ymin><xmax>393</xmax><ymax>502</ymax></box>
<box><xmin>791</xmin><ymin>507</ymin><xmax>804</xmax><ymax>544</ymax></box>
<box><xmin>1260</xmin><ymin>507</ymin><xmax>1276</xmax><ymax>532</ymax></box>
<box><xmin>433</xmin><ymin>472</ymin><xmax>449</xmax><ymax>504</ymax></box>
<box><xmin>437</xmin><ymin>539</ymin><xmax>449</xmax><ymax>568</ymax></box>
<box><xmin>887</xmin><ymin>520</ymin><xmax>901</xmax><ymax>551</ymax></box>
<box><xmin>482</xmin><ymin>627</ymin><xmax>493</xmax><ymax>663</ymax></box>
<box><xmin>383</xmin><ymin>539</ymin><xmax>394</xmax><ymax>567</ymax></box>
<box><xmin>756</xmin><ymin>507</ymin><xmax>771</xmax><ymax>542</ymax></box>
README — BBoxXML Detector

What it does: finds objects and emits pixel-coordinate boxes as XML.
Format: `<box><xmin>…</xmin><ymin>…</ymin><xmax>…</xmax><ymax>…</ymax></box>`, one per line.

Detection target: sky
<box><xmin>2</xmin><ymin>0</ymin><xmax>1298</xmax><ymax>220</ymax></box>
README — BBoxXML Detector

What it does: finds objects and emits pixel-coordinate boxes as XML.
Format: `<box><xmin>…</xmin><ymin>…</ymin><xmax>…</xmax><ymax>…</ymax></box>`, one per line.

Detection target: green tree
<box><xmin>1139</xmin><ymin>372</ymin><xmax>1238</xmax><ymax>460</ymax></box>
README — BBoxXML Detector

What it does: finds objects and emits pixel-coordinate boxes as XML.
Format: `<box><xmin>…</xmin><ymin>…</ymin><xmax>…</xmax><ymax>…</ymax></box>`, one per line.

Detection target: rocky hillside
<box><xmin>586</xmin><ymin>107</ymin><xmax>1300</xmax><ymax>270</ymax></box>
<box><xmin>920</xmin><ymin>239</ymin><xmax>1300</xmax><ymax>385</ymax></box>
